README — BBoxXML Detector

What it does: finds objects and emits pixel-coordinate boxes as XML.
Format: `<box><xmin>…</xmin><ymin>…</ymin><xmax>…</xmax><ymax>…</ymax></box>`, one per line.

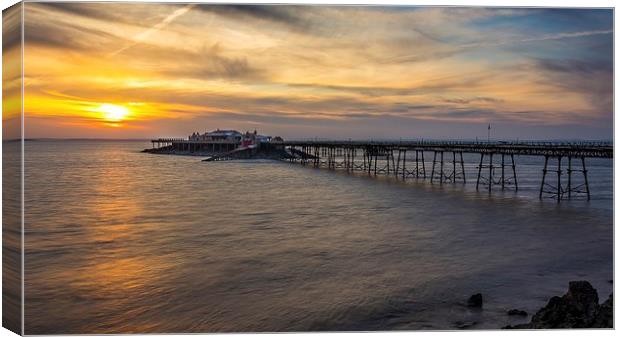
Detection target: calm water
<box><xmin>24</xmin><ymin>140</ymin><xmax>613</xmax><ymax>333</ymax></box>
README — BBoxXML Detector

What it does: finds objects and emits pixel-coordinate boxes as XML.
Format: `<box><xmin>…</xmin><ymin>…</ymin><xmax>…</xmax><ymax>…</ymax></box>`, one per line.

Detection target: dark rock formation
<box><xmin>592</xmin><ymin>294</ymin><xmax>613</xmax><ymax>328</ymax></box>
<box><xmin>504</xmin><ymin>281</ymin><xmax>612</xmax><ymax>329</ymax></box>
<box><xmin>507</xmin><ymin>309</ymin><xmax>528</xmax><ymax>316</ymax></box>
<box><xmin>467</xmin><ymin>293</ymin><xmax>483</xmax><ymax>308</ymax></box>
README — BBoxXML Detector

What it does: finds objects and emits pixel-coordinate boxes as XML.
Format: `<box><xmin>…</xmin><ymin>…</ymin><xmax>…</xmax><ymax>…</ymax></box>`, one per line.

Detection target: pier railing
<box><xmin>280</xmin><ymin>140</ymin><xmax>613</xmax><ymax>158</ymax></box>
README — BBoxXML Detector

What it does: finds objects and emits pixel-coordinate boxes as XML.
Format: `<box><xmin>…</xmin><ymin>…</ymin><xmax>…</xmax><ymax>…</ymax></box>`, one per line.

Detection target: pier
<box><xmin>148</xmin><ymin>137</ymin><xmax>612</xmax><ymax>202</ymax></box>
<box><xmin>278</xmin><ymin>140</ymin><xmax>612</xmax><ymax>201</ymax></box>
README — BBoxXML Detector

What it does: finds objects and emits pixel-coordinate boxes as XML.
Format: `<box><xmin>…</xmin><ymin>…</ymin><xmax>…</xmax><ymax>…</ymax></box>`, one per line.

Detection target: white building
<box><xmin>188</xmin><ymin>129</ymin><xmax>243</xmax><ymax>143</ymax></box>
<box><xmin>188</xmin><ymin>129</ymin><xmax>274</xmax><ymax>145</ymax></box>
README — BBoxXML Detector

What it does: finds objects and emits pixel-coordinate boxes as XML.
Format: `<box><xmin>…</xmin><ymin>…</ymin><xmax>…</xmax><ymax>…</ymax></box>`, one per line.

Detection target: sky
<box><xmin>8</xmin><ymin>3</ymin><xmax>614</xmax><ymax>140</ymax></box>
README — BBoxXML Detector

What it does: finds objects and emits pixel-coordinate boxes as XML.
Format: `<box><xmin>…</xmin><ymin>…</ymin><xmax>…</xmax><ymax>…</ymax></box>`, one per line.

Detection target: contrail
<box><xmin>110</xmin><ymin>4</ymin><xmax>196</xmax><ymax>57</ymax></box>
<box><xmin>463</xmin><ymin>29</ymin><xmax>613</xmax><ymax>48</ymax></box>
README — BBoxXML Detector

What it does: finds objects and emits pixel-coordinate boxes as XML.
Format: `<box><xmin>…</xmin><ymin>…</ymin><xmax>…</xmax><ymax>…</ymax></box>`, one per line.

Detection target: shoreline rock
<box><xmin>504</xmin><ymin>281</ymin><xmax>613</xmax><ymax>329</ymax></box>
<box><xmin>467</xmin><ymin>293</ymin><xmax>483</xmax><ymax>308</ymax></box>
<box><xmin>507</xmin><ymin>309</ymin><xmax>528</xmax><ymax>316</ymax></box>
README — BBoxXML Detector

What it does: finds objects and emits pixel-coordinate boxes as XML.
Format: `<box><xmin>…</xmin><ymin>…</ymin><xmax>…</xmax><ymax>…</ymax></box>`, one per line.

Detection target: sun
<box><xmin>97</xmin><ymin>104</ymin><xmax>130</xmax><ymax>122</ymax></box>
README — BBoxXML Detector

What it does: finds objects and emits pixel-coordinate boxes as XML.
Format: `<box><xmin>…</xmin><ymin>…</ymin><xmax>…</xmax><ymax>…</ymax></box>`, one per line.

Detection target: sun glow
<box><xmin>97</xmin><ymin>104</ymin><xmax>130</xmax><ymax>122</ymax></box>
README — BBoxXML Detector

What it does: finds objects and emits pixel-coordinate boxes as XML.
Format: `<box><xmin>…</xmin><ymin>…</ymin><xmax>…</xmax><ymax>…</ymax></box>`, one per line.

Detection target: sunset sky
<box><xmin>12</xmin><ymin>3</ymin><xmax>614</xmax><ymax>140</ymax></box>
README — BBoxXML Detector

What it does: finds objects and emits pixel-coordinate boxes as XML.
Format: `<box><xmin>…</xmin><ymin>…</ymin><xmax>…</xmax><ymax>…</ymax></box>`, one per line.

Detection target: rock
<box><xmin>467</xmin><ymin>293</ymin><xmax>483</xmax><ymax>308</ymax></box>
<box><xmin>507</xmin><ymin>309</ymin><xmax>528</xmax><ymax>316</ymax></box>
<box><xmin>592</xmin><ymin>293</ymin><xmax>613</xmax><ymax>328</ymax></box>
<box><xmin>530</xmin><ymin>281</ymin><xmax>599</xmax><ymax>328</ymax></box>
<box><xmin>503</xmin><ymin>281</ymin><xmax>612</xmax><ymax>329</ymax></box>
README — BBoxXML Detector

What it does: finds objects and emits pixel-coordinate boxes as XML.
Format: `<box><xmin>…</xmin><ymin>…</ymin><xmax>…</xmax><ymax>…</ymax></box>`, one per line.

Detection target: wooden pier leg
<box><xmin>488</xmin><ymin>153</ymin><xmax>493</xmax><ymax>192</ymax></box>
<box><xmin>415</xmin><ymin>150</ymin><xmax>419</xmax><ymax>178</ymax></box>
<box><xmin>476</xmin><ymin>153</ymin><xmax>484</xmax><ymax>190</ymax></box>
<box><xmin>511</xmin><ymin>154</ymin><xmax>518</xmax><ymax>190</ymax></box>
<box><xmin>567</xmin><ymin>156</ymin><xmax>572</xmax><ymax>199</ymax></box>
<box><xmin>350</xmin><ymin>148</ymin><xmax>354</xmax><ymax>171</ymax></box>
<box><xmin>327</xmin><ymin>147</ymin><xmax>330</xmax><ymax>168</ymax></box>
<box><xmin>582</xmin><ymin>157</ymin><xmax>590</xmax><ymax>201</ymax></box>
<box><xmin>348</xmin><ymin>148</ymin><xmax>352</xmax><ymax>171</ymax></box>
<box><xmin>338</xmin><ymin>147</ymin><xmax>341</xmax><ymax>168</ymax></box>
<box><xmin>501</xmin><ymin>154</ymin><xmax>505</xmax><ymax>190</ymax></box>
<box><xmin>431</xmin><ymin>151</ymin><xmax>437</xmax><ymax>183</ymax></box>
<box><xmin>440</xmin><ymin>151</ymin><xmax>444</xmax><ymax>184</ymax></box>
<box><xmin>396</xmin><ymin>150</ymin><xmax>401</xmax><ymax>177</ymax></box>
<box><xmin>402</xmin><ymin>150</ymin><xmax>407</xmax><ymax>180</ymax></box>
<box><xmin>421</xmin><ymin>151</ymin><xmax>426</xmax><ymax>178</ymax></box>
<box><xmin>460</xmin><ymin>152</ymin><xmax>466</xmax><ymax>183</ymax></box>
<box><xmin>452</xmin><ymin>152</ymin><xmax>456</xmax><ymax>183</ymax></box>
<box><xmin>556</xmin><ymin>156</ymin><xmax>562</xmax><ymax>202</ymax></box>
<box><xmin>321</xmin><ymin>147</ymin><xmax>329</xmax><ymax>168</ymax></box>
<box><xmin>316</xmin><ymin>147</ymin><xmax>320</xmax><ymax>167</ymax></box>
<box><xmin>374</xmin><ymin>152</ymin><xmax>378</xmax><ymax>175</ymax></box>
<box><xmin>539</xmin><ymin>155</ymin><xmax>549</xmax><ymax>199</ymax></box>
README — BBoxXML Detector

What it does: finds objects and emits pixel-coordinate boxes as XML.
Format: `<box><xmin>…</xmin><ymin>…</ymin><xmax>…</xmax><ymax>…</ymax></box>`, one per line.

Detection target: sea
<box><xmin>20</xmin><ymin>139</ymin><xmax>613</xmax><ymax>333</ymax></box>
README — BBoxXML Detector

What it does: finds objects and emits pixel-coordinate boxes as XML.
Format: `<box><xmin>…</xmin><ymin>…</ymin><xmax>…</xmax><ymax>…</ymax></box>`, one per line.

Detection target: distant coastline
<box><xmin>20</xmin><ymin>138</ymin><xmax>152</xmax><ymax>141</ymax></box>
